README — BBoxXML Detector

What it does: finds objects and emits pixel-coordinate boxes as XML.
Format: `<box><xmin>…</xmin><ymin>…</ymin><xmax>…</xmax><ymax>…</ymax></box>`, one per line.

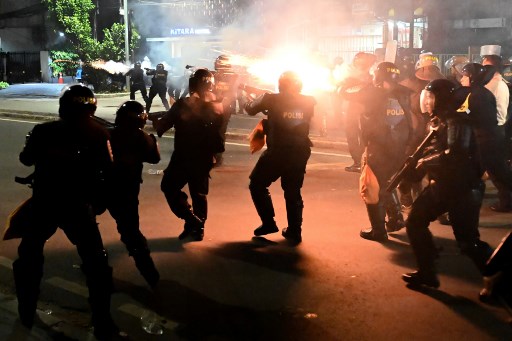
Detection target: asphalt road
<box><xmin>0</xmin><ymin>84</ymin><xmax>512</xmax><ymax>340</ymax></box>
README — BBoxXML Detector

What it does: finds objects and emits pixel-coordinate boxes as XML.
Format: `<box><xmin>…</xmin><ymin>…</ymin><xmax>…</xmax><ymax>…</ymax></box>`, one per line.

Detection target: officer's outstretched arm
<box><xmin>244</xmin><ymin>94</ymin><xmax>267</xmax><ymax>116</ymax></box>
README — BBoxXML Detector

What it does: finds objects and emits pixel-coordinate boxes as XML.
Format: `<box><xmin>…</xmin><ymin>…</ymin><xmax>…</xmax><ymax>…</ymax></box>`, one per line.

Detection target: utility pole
<box><xmin>122</xmin><ymin>0</ymin><xmax>130</xmax><ymax>92</ymax></box>
<box><xmin>123</xmin><ymin>0</ymin><xmax>129</xmax><ymax>64</ymax></box>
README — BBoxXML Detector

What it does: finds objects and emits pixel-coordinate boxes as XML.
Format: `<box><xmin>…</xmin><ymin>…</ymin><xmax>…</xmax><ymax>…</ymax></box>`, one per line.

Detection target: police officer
<box><xmin>212</xmin><ymin>55</ymin><xmax>240</xmax><ymax>166</ymax></box>
<box><xmin>146</xmin><ymin>63</ymin><xmax>170</xmax><ymax>113</ymax></box>
<box><xmin>244</xmin><ymin>71</ymin><xmax>316</xmax><ymax>244</ymax></box>
<box><xmin>444</xmin><ymin>55</ymin><xmax>470</xmax><ymax>85</ymax></box>
<box><xmin>337</xmin><ymin>52</ymin><xmax>377</xmax><ymax>173</ymax></box>
<box><xmin>402</xmin><ymin>79</ymin><xmax>493</xmax><ymax>288</ymax></box>
<box><xmin>14</xmin><ymin>85</ymin><xmax>119</xmax><ymax>339</ymax></box>
<box><xmin>342</xmin><ymin>62</ymin><xmax>420</xmax><ymax>241</ymax></box>
<box><xmin>125</xmin><ymin>61</ymin><xmax>149</xmax><ymax>103</ymax></box>
<box><xmin>397</xmin><ymin>55</ymin><xmax>432</xmax><ymax>210</ymax></box>
<box><xmin>152</xmin><ymin>68</ymin><xmax>224</xmax><ymax>241</ymax></box>
<box><xmin>459</xmin><ymin>63</ymin><xmax>512</xmax><ymax>191</ymax></box>
<box><xmin>108</xmin><ymin>100</ymin><xmax>161</xmax><ymax>287</ymax></box>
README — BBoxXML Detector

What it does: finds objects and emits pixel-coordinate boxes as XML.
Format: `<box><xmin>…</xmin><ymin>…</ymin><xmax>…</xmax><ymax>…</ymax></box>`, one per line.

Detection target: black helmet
<box><xmin>134</xmin><ymin>62</ymin><xmax>141</xmax><ymax>69</ymax></box>
<box><xmin>278</xmin><ymin>71</ymin><xmax>302</xmax><ymax>94</ymax></box>
<box><xmin>373</xmin><ymin>62</ymin><xmax>401</xmax><ymax>87</ymax></box>
<box><xmin>156</xmin><ymin>63</ymin><xmax>164</xmax><ymax>71</ymax></box>
<box><xmin>115</xmin><ymin>100</ymin><xmax>147</xmax><ymax>129</ymax></box>
<box><xmin>59</xmin><ymin>84</ymin><xmax>97</xmax><ymax>120</ymax></box>
<box><xmin>189</xmin><ymin>68</ymin><xmax>215</xmax><ymax>95</ymax></box>
<box><xmin>424</xmin><ymin>79</ymin><xmax>457</xmax><ymax>112</ymax></box>
<box><xmin>398</xmin><ymin>55</ymin><xmax>415</xmax><ymax>78</ymax></box>
<box><xmin>461</xmin><ymin>63</ymin><xmax>492</xmax><ymax>86</ymax></box>
<box><xmin>214</xmin><ymin>55</ymin><xmax>231</xmax><ymax>71</ymax></box>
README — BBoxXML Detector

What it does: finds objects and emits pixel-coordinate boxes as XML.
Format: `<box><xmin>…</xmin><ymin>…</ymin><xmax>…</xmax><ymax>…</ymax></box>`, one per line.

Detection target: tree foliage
<box><xmin>43</xmin><ymin>0</ymin><xmax>140</xmax><ymax>63</ymax></box>
<box><xmin>102</xmin><ymin>23</ymin><xmax>141</xmax><ymax>62</ymax></box>
<box><xmin>49</xmin><ymin>50</ymin><xmax>80</xmax><ymax>77</ymax></box>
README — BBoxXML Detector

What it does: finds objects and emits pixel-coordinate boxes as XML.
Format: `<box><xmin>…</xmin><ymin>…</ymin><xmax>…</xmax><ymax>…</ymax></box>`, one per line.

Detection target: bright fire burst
<box><xmin>89</xmin><ymin>60</ymin><xmax>131</xmax><ymax>74</ymax></box>
<box><xmin>228</xmin><ymin>47</ymin><xmax>335</xmax><ymax>95</ymax></box>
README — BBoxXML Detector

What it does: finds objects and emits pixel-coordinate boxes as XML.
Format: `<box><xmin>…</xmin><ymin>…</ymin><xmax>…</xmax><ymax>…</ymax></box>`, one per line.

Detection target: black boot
<box><xmin>402</xmin><ymin>270</ymin><xmax>440</xmax><ymax>288</ymax></box>
<box><xmin>404</xmin><ymin>220</ymin><xmax>439</xmax><ymax>288</ymax></box>
<box><xmin>179</xmin><ymin>213</ymin><xmax>205</xmax><ymax>241</ymax></box>
<box><xmin>384</xmin><ymin>190</ymin><xmax>405</xmax><ymax>233</ymax></box>
<box><xmin>282</xmin><ymin>199</ymin><xmax>304</xmax><ymax>243</ymax></box>
<box><xmin>132</xmin><ymin>249</ymin><xmax>160</xmax><ymax>288</ymax></box>
<box><xmin>13</xmin><ymin>258</ymin><xmax>43</xmax><ymax>329</ymax></box>
<box><xmin>250</xmin><ymin>181</ymin><xmax>278</xmax><ymax>236</ymax></box>
<box><xmin>254</xmin><ymin>220</ymin><xmax>279</xmax><ymax>236</ymax></box>
<box><xmin>82</xmin><ymin>258</ymin><xmax>119</xmax><ymax>340</ymax></box>
<box><xmin>345</xmin><ymin>162</ymin><xmax>361</xmax><ymax>173</ymax></box>
<box><xmin>282</xmin><ymin>227</ymin><xmax>302</xmax><ymax>243</ymax></box>
<box><xmin>360</xmin><ymin>203</ymin><xmax>388</xmax><ymax>242</ymax></box>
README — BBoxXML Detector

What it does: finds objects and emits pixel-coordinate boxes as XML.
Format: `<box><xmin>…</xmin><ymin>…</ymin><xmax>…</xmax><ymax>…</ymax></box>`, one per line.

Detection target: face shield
<box><xmin>420</xmin><ymin>89</ymin><xmax>435</xmax><ymax>115</ymax></box>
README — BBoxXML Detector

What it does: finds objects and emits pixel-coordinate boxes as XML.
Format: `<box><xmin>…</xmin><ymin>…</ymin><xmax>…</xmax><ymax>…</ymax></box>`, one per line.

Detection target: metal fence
<box><xmin>3</xmin><ymin>52</ymin><xmax>41</xmax><ymax>84</ymax></box>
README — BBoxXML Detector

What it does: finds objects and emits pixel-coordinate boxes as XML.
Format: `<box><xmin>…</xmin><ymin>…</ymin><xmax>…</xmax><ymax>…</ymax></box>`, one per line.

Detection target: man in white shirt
<box><xmin>481</xmin><ymin>45</ymin><xmax>511</xmax><ymax>212</ymax></box>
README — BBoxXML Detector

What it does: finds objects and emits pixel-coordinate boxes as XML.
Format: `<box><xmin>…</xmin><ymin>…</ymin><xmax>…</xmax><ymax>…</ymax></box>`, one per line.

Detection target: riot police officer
<box><xmin>414</xmin><ymin>52</ymin><xmax>445</xmax><ymax>82</ymax></box>
<box><xmin>152</xmin><ymin>68</ymin><xmax>224</xmax><ymax>241</ymax></box>
<box><xmin>444</xmin><ymin>55</ymin><xmax>470</xmax><ymax>85</ymax></box>
<box><xmin>125</xmin><ymin>61</ymin><xmax>149</xmax><ymax>103</ymax></box>
<box><xmin>402</xmin><ymin>79</ymin><xmax>493</xmax><ymax>288</ymax></box>
<box><xmin>14</xmin><ymin>85</ymin><xmax>119</xmax><ymax>339</ymax></box>
<box><xmin>397</xmin><ymin>55</ymin><xmax>433</xmax><ymax>210</ymax></box>
<box><xmin>459</xmin><ymin>63</ymin><xmax>512</xmax><ymax>191</ymax></box>
<box><xmin>337</xmin><ymin>52</ymin><xmax>377</xmax><ymax>173</ymax></box>
<box><xmin>341</xmin><ymin>62</ymin><xmax>420</xmax><ymax>242</ymax></box>
<box><xmin>212</xmin><ymin>55</ymin><xmax>240</xmax><ymax>166</ymax></box>
<box><xmin>244</xmin><ymin>71</ymin><xmax>316</xmax><ymax>243</ymax></box>
<box><xmin>107</xmin><ymin>100</ymin><xmax>161</xmax><ymax>287</ymax></box>
<box><xmin>146</xmin><ymin>63</ymin><xmax>170</xmax><ymax>113</ymax></box>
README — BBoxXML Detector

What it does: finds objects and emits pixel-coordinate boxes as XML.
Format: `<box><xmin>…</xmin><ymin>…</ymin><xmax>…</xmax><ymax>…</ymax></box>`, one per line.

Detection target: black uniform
<box><xmin>338</xmin><ymin>74</ymin><xmax>371</xmax><ymax>171</ymax></box>
<box><xmin>212</xmin><ymin>69</ymin><xmax>239</xmax><ymax>165</ymax></box>
<box><xmin>245</xmin><ymin>91</ymin><xmax>316</xmax><ymax>242</ymax></box>
<box><xmin>343</xmin><ymin>83</ymin><xmax>419</xmax><ymax>240</ymax></box>
<box><xmin>126</xmin><ymin>64</ymin><xmax>148</xmax><ymax>102</ymax></box>
<box><xmin>14</xmin><ymin>115</ymin><xmax>116</xmax><ymax>337</ymax></box>
<box><xmin>154</xmin><ymin>93</ymin><xmax>224</xmax><ymax>240</ymax></box>
<box><xmin>404</xmin><ymin>108</ymin><xmax>493</xmax><ymax>286</ymax></box>
<box><xmin>108</xmin><ymin>120</ymin><xmax>161</xmax><ymax>287</ymax></box>
<box><xmin>146</xmin><ymin>65</ymin><xmax>170</xmax><ymax>113</ymax></box>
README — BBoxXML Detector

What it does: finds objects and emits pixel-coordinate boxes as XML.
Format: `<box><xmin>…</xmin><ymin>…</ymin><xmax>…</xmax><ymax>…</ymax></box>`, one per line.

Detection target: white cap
<box><xmin>480</xmin><ymin>45</ymin><xmax>501</xmax><ymax>57</ymax></box>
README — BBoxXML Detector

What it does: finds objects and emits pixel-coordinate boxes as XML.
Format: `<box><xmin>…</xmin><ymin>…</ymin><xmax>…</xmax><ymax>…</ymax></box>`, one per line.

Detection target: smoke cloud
<box><xmin>130</xmin><ymin>0</ymin><xmax>360</xmax><ymax>74</ymax></box>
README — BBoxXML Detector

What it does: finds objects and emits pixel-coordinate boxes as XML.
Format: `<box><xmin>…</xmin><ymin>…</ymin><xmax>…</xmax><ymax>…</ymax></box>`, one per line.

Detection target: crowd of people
<box><xmin>9</xmin><ymin>47</ymin><xmax>512</xmax><ymax>339</ymax></box>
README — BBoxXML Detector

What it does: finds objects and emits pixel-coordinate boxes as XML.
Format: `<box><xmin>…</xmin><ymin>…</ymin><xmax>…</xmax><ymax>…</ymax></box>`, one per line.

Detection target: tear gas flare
<box><xmin>89</xmin><ymin>60</ymin><xmax>130</xmax><ymax>74</ymax></box>
<box><xmin>222</xmin><ymin>47</ymin><xmax>335</xmax><ymax>95</ymax></box>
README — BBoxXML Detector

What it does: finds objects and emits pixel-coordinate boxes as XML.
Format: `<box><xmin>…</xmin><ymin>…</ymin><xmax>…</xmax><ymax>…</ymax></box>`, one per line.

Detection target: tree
<box><xmin>101</xmin><ymin>23</ymin><xmax>141</xmax><ymax>62</ymax></box>
<box><xmin>43</xmin><ymin>0</ymin><xmax>140</xmax><ymax>62</ymax></box>
<box><xmin>43</xmin><ymin>0</ymin><xmax>100</xmax><ymax>61</ymax></box>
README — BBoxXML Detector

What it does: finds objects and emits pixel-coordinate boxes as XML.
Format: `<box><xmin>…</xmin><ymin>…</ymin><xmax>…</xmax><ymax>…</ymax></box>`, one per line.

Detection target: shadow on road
<box><xmin>406</xmin><ymin>285</ymin><xmax>512</xmax><ymax>339</ymax></box>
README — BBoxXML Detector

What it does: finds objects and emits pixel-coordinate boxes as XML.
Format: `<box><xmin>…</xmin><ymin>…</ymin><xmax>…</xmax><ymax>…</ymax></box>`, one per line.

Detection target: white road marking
<box><xmin>45</xmin><ymin>277</ymin><xmax>89</xmax><ymax>297</ymax></box>
<box><xmin>0</xmin><ymin>117</ymin><xmax>40</xmax><ymax>124</ymax></box>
